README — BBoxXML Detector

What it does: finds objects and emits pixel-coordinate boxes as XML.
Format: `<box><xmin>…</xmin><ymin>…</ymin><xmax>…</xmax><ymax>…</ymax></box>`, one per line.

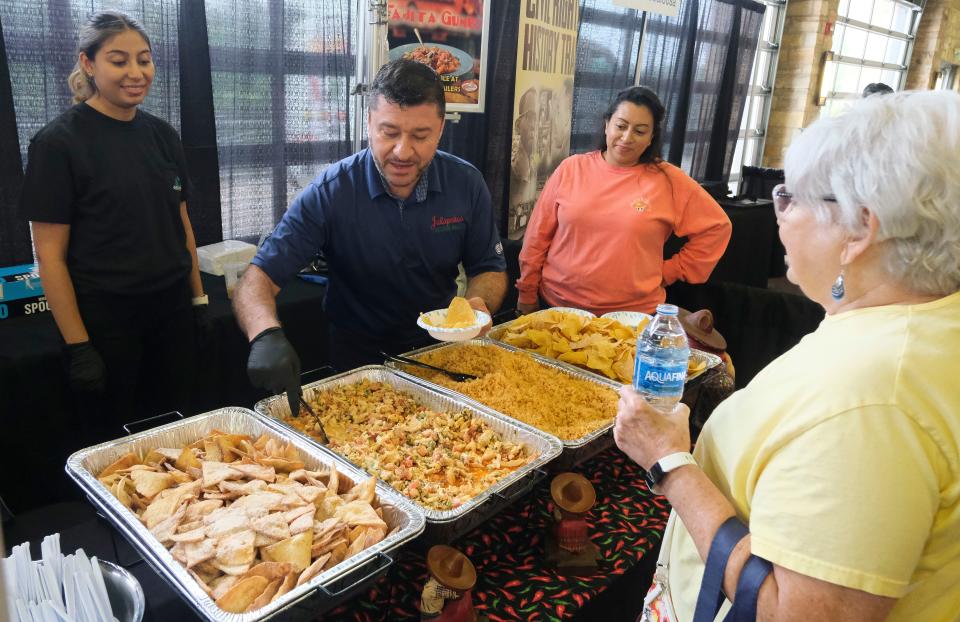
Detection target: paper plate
<box><xmin>547</xmin><ymin>306</ymin><xmax>597</xmax><ymax>318</ymax></box>
<box><xmin>417</xmin><ymin>308</ymin><xmax>491</xmax><ymax>342</ymax></box>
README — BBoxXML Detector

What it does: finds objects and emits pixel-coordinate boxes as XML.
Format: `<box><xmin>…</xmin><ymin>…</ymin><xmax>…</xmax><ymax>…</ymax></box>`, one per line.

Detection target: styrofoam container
<box><xmin>417</xmin><ymin>309</ymin><xmax>491</xmax><ymax>342</ymax></box>
<box><xmin>197</xmin><ymin>240</ymin><xmax>257</xmax><ymax>276</ymax></box>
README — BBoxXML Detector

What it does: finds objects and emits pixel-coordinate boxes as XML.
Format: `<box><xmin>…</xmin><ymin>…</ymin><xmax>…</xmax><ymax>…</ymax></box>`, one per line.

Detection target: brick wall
<box><xmin>762</xmin><ymin>0</ymin><xmax>838</xmax><ymax>168</ymax></box>
<box><xmin>907</xmin><ymin>0</ymin><xmax>960</xmax><ymax>90</ymax></box>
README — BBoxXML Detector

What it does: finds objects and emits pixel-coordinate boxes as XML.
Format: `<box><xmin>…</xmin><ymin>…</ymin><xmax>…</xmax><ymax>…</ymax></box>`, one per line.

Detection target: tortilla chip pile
<box><xmin>97</xmin><ymin>430</ymin><xmax>391</xmax><ymax>613</ymax></box>
<box><xmin>423</xmin><ymin>296</ymin><xmax>477</xmax><ymax>329</ymax></box>
<box><xmin>498</xmin><ymin>311</ymin><xmax>644</xmax><ymax>383</ymax></box>
<box><xmin>499</xmin><ymin>310</ymin><xmax>709</xmax><ymax>383</ymax></box>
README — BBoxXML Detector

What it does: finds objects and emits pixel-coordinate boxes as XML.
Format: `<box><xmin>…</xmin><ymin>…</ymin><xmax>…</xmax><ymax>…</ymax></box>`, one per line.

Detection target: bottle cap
<box><xmin>655</xmin><ymin>303</ymin><xmax>679</xmax><ymax>316</ymax></box>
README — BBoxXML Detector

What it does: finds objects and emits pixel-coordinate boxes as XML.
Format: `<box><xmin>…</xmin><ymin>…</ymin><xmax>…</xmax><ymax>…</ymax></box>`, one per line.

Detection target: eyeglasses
<box><xmin>772</xmin><ymin>184</ymin><xmax>837</xmax><ymax>215</ymax></box>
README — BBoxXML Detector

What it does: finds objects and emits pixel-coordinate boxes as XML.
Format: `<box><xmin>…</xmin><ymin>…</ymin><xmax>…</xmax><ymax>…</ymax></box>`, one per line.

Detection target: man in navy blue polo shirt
<box><xmin>234</xmin><ymin>59</ymin><xmax>507</xmax><ymax>413</ymax></box>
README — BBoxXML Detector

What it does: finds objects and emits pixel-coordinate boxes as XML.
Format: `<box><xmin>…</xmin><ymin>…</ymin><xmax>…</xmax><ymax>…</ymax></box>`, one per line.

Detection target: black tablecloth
<box><xmin>712</xmin><ymin>198</ymin><xmax>780</xmax><ymax>288</ymax></box>
<box><xmin>0</xmin><ymin>273</ymin><xmax>330</xmax><ymax>514</ymax></box>
<box><xmin>667</xmin><ymin>281</ymin><xmax>824</xmax><ymax>386</ymax></box>
<box><xmin>663</xmin><ymin>198</ymin><xmax>781</xmax><ymax>289</ymax></box>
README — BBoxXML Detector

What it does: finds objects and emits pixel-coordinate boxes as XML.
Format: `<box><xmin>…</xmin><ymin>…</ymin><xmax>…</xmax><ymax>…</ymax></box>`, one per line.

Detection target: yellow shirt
<box><xmin>666</xmin><ymin>292</ymin><xmax>960</xmax><ymax>621</ymax></box>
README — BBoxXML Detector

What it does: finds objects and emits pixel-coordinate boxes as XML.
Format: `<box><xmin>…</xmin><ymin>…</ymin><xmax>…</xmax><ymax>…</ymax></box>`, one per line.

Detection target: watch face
<box><xmin>644</xmin><ymin>463</ymin><xmax>663</xmax><ymax>491</ymax></box>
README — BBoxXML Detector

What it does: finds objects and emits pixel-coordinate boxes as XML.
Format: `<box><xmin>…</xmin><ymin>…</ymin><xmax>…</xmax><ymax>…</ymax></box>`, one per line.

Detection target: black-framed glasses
<box><xmin>772</xmin><ymin>184</ymin><xmax>837</xmax><ymax>215</ymax></box>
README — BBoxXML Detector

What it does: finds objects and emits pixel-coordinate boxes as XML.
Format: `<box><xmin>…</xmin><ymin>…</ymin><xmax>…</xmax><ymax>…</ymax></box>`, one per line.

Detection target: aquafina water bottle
<box><xmin>633</xmin><ymin>304</ymin><xmax>690</xmax><ymax>412</ymax></box>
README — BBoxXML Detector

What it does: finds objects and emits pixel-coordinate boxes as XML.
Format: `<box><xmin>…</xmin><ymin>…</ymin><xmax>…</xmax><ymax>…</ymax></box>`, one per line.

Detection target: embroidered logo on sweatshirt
<box><xmin>431</xmin><ymin>215</ymin><xmax>466</xmax><ymax>232</ymax></box>
<box><xmin>173</xmin><ymin>176</ymin><xmax>183</xmax><ymax>192</ymax></box>
<box><xmin>631</xmin><ymin>198</ymin><xmax>648</xmax><ymax>213</ymax></box>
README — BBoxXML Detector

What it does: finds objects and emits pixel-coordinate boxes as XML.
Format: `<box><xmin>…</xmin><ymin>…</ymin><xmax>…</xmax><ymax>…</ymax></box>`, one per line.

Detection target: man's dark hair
<box><xmin>368</xmin><ymin>59</ymin><xmax>445</xmax><ymax>118</ymax></box>
<box><xmin>597</xmin><ymin>85</ymin><xmax>666</xmax><ymax>165</ymax></box>
<box><xmin>862</xmin><ymin>82</ymin><xmax>894</xmax><ymax>97</ymax></box>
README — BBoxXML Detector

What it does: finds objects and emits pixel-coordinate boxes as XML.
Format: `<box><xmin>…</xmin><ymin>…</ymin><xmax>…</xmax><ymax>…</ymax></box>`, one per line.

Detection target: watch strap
<box><xmin>645</xmin><ymin>452</ymin><xmax>696</xmax><ymax>492</ymax></box>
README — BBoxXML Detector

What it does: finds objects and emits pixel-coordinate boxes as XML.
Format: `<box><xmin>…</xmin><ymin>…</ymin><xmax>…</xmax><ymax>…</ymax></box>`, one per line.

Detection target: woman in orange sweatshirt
<box><xmin>517</xmin><ymin>86</ymin><xmax>731</xmax><ymax>316</ymax></box>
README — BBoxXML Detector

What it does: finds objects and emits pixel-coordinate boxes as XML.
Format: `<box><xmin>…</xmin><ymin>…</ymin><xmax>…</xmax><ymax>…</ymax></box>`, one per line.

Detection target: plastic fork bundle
<box><xmin>2</xmin><ymin>533</ymin><xmax>118</xmax><ymax>622</ymax></box>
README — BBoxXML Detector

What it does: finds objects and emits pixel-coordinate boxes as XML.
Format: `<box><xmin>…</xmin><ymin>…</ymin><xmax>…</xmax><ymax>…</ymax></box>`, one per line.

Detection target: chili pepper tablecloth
<box><xmin>325</xmin><ymin>446</ymin><xmax>671</xmax><ymax>621</ymax></box>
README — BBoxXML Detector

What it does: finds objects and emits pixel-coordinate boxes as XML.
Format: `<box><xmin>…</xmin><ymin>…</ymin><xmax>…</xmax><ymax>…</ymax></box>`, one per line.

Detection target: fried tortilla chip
<box><xmin>131</xmin><ymin>470</ymin><xmax>175</xmax><ymax>499</ymax></box>
<box><xmin>246</xmin><ymin>577</ymin><xmax>281</xmax><ymax>612</ymax></box>
<box><xmin>296</xmin><ymin>553</ymin><xmax>331</xmax><ymax>586</ymax></box>
<box><xmin>100</xmin><ymin>452</ymin><xmax>140</xmax><ymax>477</ymax></box>
<box><xmin>342</xmin><ymin>477</ymin><xmax>376</xmax><ymax>505</ymax></box>
<box><xmin>271</xmin><ymin>571</ymin><xmax>298</xmax><ymax>603</ymax></box>
<box><xmin>334</xmin><ymin>500</ymin><xmax>388</xmax><ymax>530</ymax></box>
<box><xmin>210</xmin><ymin>575</ymin><xmax>239</xmax><ymax>601</ymax></box>
<box><xmin>216</xmin><ymin>529</ymin><xmax>256</xmax><ymax>567</ymax></box>
<box><xmin>215</xmin><ymin>575</ymin><xmax>270</xmax><ymax>614</ymax></box>
<box><xmin>231</xmin><ymin>462</ymin><xmax>277</xmax><ymax>482</ymax></box>
<box><xmin>442</xmin><ymin>296</ymin><xmax>477</xmax><ymax>328</ymax></box>
<box><xmin>262</xmin><ymin>531</ymin><xmax>313</xmax><ymax>572</ymax></box>
<box><xmin>175</xmin><ymin>446</ymin><xmax>201</xmax><ymax>472</ymax></box>
<box><xmin>251</xmin><ymin>512</ymin><xmax>291</xmax><ymax>542</ymax></box>
<box><xmin>184</xmin><ymin>539</ymin><xmax>217</xmax><ymax>568</ymax></box>
<box><xmin>239</xmin><ymin>561</ymin><xmax>294</xmax><ymax>583</ymax></box>
<box><xmin>202</xmin><ymin>461</ymin><xmax>243</xmax><ymax>488</ymax></box>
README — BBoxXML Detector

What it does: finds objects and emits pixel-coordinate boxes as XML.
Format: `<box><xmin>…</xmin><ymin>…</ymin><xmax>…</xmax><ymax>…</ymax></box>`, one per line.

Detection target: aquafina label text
<box><xmin>633</xmin><ymin>304</ymin><xmax>690</xmax><ymax>412</ymax></box>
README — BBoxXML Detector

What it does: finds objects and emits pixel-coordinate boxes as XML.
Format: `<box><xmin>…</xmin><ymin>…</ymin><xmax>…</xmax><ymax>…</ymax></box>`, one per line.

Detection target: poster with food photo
<box><xmin>386</xmin><ymin>0</ymin><xmax>490</xmax><ymax>113</ymax></box>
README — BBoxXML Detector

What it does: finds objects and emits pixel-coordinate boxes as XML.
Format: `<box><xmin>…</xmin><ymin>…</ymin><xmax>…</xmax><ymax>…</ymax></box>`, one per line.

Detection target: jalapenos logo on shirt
<box><xmin>431</xmin><ymin>215</ymin><xmax>466</xmax><ymax>233</ymax></box>
<box><xmin>173</xmin><ymin>176</ymin><xmax>182</xmax><ymax>192</ymax></box>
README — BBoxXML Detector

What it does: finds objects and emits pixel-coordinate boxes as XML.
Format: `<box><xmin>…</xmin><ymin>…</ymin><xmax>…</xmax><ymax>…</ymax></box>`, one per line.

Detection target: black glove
<box><xmin>64</xmin><ymin>341</ymin><xmax>106</xmax><ymax>393</ymax></box>
<box><xmin>193</xmin><ymin>303</ymin><xmax>212</xmax><ymax>348</ymax></box>
<box><xmin>247</xmin><ymin>327</ymin><xmax>301</xmax><ymax>418</ymax></box>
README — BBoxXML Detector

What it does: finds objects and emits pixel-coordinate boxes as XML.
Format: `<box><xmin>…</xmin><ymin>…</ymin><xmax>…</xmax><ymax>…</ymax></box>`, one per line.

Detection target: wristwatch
<box><xmin>644</xmin><ymin>452</ymin><xmax>697</xmax><ymax>494</ymax></box>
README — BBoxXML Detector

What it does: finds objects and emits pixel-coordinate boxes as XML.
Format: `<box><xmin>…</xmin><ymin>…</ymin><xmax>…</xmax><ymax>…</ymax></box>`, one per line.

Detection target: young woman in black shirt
<box><xmin>20</xmin><ymin>11</ymin><xmax>207</xmax><ymax>440</ymax></box>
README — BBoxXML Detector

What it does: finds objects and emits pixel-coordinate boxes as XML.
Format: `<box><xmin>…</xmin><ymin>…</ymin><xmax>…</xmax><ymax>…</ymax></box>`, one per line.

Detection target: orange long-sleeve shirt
<box><xmin>517</xmin><ymin>151</ymin><xmax>731</xmax><ymax>315</ymax></box>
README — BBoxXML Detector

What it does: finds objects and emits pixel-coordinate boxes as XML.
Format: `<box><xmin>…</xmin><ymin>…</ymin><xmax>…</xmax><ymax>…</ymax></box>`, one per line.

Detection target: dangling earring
<box><xmin>831</xmin><ymin>269</ymin><xmax>845</xmax><ymax>301</ymax></box>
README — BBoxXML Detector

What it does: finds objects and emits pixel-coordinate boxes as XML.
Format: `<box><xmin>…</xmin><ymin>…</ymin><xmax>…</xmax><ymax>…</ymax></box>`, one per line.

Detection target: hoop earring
<box><xmin>831</xmin><ymin>270</ymin><xmax>845</xmax><ymax>301</ymax></box>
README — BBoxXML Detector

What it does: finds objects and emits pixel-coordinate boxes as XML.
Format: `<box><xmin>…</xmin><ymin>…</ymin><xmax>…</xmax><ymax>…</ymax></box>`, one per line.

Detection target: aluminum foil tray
<box><xmin>489</xmin><ymin>319</ymin><xmax>724</xmax><ymax>384</ymax></box>
<box><xmin>66</xmin><ymin>407</ymin><xmax>425</xmax><ymax>622</ymax></box>
<box><xmin>255</xmin><ymin>366</ymin><xmax>563</xmax><ymax>542</ymax></box>
<box><xmin>390</xmin><ymin>340</ymin><xmax>623</xmax><ymax>470</ymax></box>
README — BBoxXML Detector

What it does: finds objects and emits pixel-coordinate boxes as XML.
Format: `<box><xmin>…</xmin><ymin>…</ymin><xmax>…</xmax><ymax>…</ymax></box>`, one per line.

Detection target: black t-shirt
<box><xmin>19</xmin><ymin>103</ymin><xmax>193</xmax><ymax>296</ymax></box>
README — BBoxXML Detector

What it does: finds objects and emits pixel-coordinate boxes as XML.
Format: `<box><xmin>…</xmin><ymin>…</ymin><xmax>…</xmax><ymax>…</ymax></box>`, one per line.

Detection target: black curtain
<box><xmin>569</xmin><ymin>1</ymin><xmax>645</xmax><ymax>154</ymax></box>
<box><xmin>704</xmin><ymin>1</ymin><xmax>764</xmax><ymax>181</ymax></box>
<box><xmin>178</xmin><ymin>0</ymin><xmax>222</xmax><ymax>246</ymax></box>
<box><xmin>0</xmin><ymin>15</ymin><xmax>29</xmax><ymax>266</ymax></box>
<box><xmin>204</xmin><ymin>0</ymin><xmax>357</xmax><ymax>242</ymax></box>
<box><xmin>638</xmin><ymin>0</ymin><xmax>764</xmax><ymax>181</ymax></box>
<box><xmin>438</xmin><ymin>0</ymin><xmax>521</xmax><ymax>236</ymax></box>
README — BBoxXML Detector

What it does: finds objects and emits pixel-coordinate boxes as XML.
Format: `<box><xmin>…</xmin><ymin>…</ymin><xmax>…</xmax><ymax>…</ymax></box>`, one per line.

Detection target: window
<box><xmin>728</xmin><ymin>0</ymin><xmax>786</xmax><ymax>195</ymax></box>
<box><xmin>569</xmin><ymin>1</ymin><xmax>644</xmax><ymax>154</ymax></box>
<box><xmin>1</xmin><ymin>0</ymin><xmax>181</xmax><ymax>165</ymax></box>
<box><xmin>820</xmin><ymin>0</ymin><xmax>923</xmax><ymax>117</ymax></box>
<box><xmin>205</xmin><ymin>0</ymin><xmax>357</xmax><ymax>240</ymax></box>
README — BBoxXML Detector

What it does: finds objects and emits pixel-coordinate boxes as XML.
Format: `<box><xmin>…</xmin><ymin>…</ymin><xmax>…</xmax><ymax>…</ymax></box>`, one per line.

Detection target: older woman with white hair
<box><xmin>615</xmin><ymin>89</ymin><xmax>960</xmax><ymax>622</ymax></box>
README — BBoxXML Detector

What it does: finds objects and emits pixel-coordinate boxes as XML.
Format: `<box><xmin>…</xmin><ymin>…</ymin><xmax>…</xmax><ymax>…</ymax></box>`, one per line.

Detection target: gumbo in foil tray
<box><xmin>288</xmin><ymin>380</ymin><xmax>536</xmax><ymax>511</ymax></box>
<box><xmin>96</xmin><ymin>430</ymin><xmax>391</xmax><ymax>614</ymax></box>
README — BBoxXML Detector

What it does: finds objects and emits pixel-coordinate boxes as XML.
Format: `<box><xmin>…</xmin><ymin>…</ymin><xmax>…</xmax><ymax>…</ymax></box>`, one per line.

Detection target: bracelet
<box><xmin>191</xmin><ymin>294</ymin><xmax>209</xmax><ymax>306</ymax></box>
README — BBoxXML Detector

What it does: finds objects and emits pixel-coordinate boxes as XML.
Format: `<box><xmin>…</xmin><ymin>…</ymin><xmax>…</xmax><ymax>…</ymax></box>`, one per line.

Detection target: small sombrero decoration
<box><xmin>678</xmin><ymin>308</ymin><xmax>727</xmax><ymax>352</ymax></box>
<box><xmin>550</xmin><ymin>472</ymin><xmax>596</xmax><ymax>514</ymax></box>
<box><xmin>427</xmin><ymin>545</ymin><xmax>477</xmax><ymax>591</ymax></box>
